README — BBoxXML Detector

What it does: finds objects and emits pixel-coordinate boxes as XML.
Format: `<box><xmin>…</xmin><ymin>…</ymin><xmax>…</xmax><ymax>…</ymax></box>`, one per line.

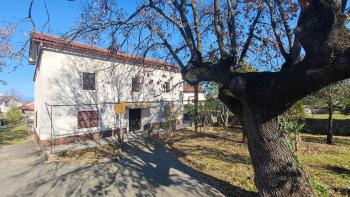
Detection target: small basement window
<box><xmin>78</xmin><ymin>110</ymin><xmax>99</xmax><ymax>129</ymax></box>
<box><xmin>82</xmin><ymin>73</ymin><xmax>96</xmax><ymax>90</ymax></box>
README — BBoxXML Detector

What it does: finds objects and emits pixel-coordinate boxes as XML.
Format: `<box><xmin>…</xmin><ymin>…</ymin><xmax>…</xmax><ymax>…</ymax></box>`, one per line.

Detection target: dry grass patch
<box><xmin>157</xmin><ymin>127</ymin><xmax>256</xmax><ymax>193</ymax></box>
<box><xmin>155</xmin><ymin>127</ymin><xmax>350</xmax><ymax>197</ymax></box>
<box><xmin>47</xmin><ymin>143</ymin><xmax>125</xmax><ymax>163</ymax></box>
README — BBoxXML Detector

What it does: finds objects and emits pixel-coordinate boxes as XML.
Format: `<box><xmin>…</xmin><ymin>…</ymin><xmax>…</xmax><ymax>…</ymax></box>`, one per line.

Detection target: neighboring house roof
<box><xmin>183</xmin><ymin>83</ymin><xmax>205</xmax><ymax>93</ymax></box>
<box><xmin>21</xmin><ymin>102</ymin><xmax>34</xmax><ymax>111</ymax></box>
<box><xmin>0</xmin><ymin>96</ymin><xmax>18</xmax><ymax>104</ymax></box>
<box><xmin>30</xmin><ymin>32</ymin><xmax>181</xmax><ymax>73</ymax></box>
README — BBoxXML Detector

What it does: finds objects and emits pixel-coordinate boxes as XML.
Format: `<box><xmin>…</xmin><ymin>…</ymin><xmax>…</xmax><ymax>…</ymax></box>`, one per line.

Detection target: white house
<box><xmin>183</xmin><ymin>83</ymin><xmax>205</xmax><ymax>104</ymax></box>
<box><xmin>29</xmin><ymin>32</ymin><xmax>184</xmax><ymax>148</ymax></box>
<box><xmin>0</xmin><ymin>96</ymin><xmax>22</xmax><ymax>113</ymax></box>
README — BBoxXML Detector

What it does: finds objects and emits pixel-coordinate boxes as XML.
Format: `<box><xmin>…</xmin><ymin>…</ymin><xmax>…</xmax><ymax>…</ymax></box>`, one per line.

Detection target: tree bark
<box><xmin>327</xmin><ymin>107</ymin><xmax>333</xmax><ymax>144</ymax></box>
<box><xmin>240</xmin><ymin>104</ymin><xmax>315</xmax><ymax>196</ymax></box>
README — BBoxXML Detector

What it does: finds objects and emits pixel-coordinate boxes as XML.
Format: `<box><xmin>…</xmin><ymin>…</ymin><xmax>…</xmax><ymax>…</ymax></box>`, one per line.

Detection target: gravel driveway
<box><xmin>0</xmin><ymin>137</ymin><xmax>223</xmax><ymax>197</ymax></box>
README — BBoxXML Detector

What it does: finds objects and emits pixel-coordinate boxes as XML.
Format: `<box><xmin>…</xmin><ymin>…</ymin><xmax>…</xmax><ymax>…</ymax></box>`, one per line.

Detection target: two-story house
<box><xmin>29</xmin><ymin>32</ymin><xmax>183</xmax><ymax>148</ymax></box>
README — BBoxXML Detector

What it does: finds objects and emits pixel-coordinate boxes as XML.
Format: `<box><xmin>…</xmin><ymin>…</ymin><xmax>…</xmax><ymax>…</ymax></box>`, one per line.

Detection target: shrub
<box><xmin>4</xmin><ymin>107</ymin><xmax>23</xmax><ymax>125</ymax></box>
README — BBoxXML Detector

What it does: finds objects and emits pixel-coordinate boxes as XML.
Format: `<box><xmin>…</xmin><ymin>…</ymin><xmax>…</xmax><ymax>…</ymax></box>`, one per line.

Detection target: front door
<box><xmin>129</xmin><ymin>108</ymin><xmax>141</xmax><ymax>131</ymax></box>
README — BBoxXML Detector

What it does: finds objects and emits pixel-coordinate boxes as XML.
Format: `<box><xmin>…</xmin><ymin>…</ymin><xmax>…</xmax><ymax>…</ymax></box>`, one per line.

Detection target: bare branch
<box><xmin>41</xmin><ymin>0</ymin><xmax>50</xmax><ymax>32</ymax></box>
<box><xmin>149</xmin><ymin>0</ymin><xmax>196</xmax><ymax>58</ymax></box>
<box><xmin>172</xmin><ymin>0</ymin><xmax>197</xmax><ymax>57</ymax></box>
<box><xmin>266</xmin><ymin>0</ymin><xmax>288</xmax><ymax>60</ymax></box>
<box><xmin>146</xmin><ymin>24</ymin><xmax>185</xmax><ymax>68</ymax></box>
<box><xmin>275</xmin><ymin>0</ymin><xmax>293</xmax><ymax>48</ymax></box>
<box><xmin>28</xmin><ymin>0</ymin><xmax>36</xmax><ymax>31</ymax></box>
<box><xmin>342</xmin><ymin>0</ymin><xmax>348</xmax><ymax>12</ymax></box>
<box><xmin>190</xmin><ymin>0</ymin><xmax>202</xmax><ymax>54</ymax></box>
<box><xmin>227</xmin><ymin>0</ymin><xmax>237</xmax><ymax>63</ymax></box>
<box><xmin>213</xmin><ymin>0</ymin><xmax>227</xmax><ymax>57</ymax></box>
<box><xmin>238</xmin><ymin>9</ymin><xmax>262</xmax><ymax>64</ymax></box>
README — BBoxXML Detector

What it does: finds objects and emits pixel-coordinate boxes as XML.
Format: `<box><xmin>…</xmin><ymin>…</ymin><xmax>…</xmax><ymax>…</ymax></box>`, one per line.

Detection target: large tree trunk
<box><xmin>327</xmin><ymin>107</ymin><xmax>333</xmax><ymax>144</ymax></box>
<box><xmin>240</xmin><ymin>104</ymin><xmax>315</xmax><ymax>196</ymax></box>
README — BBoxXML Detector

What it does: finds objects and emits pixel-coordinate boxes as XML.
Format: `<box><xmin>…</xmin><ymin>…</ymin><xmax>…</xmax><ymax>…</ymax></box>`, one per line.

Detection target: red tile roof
<box><xmin>22</xmin><ymin>102</ymin><xmax>34</xmax><ymax>111</ymax></box>
<box><xmin>183</xmin><ymin>83</ymin><xmax>205</xmax><ymax>93</ymax></box>
<box><xmin>30</xmin><ymin>32</ymin><xmax>181</xmax><ymax>73</ymax></box>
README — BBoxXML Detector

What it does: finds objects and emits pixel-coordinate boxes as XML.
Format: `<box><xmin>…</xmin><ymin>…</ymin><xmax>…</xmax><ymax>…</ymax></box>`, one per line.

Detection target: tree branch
<box><xmin>28</xmin><ymin>0</ymin><xmax>36</xmax><ymax>31</ymax></box>
<box><xmin>214</xmin><ymin>0</ymin><xmax>227</xmax><ymax>57</ymax></box>
<box><xmin>266</xmin><ymin>0</ymin><xmax>288</xmax><ymax>60</ymax></box>
<box><xmin>146</xmin><ymin>24</ymin><xmax>185</xmax><ymax>68</ymax></box>
<box><xmin>276</xmin><ymin>0</ymin><xmax>293</xmax><ymax>48</ymax></box>
<box><xmin>227</xmin><ymin>0</ymin><xmax>237</xmax><ymax>63</ymax></box>
<box><xmin>148</xmin><ymin>0</ymin><xmax>188</xmax><ymax>44</ymax></box>
<box><xmin>191</xmin><ymin>0</ymin><xmax>202</xmax><ymax>54</ymax></box>
<box><xmin>342</xmin><ymin>0</ymin><xmax>348</xmax><ymax>12</ymax></box>
<box><xmin>172</xmin><ymin>0</ymin><xmax>197</xmax><ymax>57</ymax></box>
<box><xmin>238</xmin><ymin>9</ymin><xmax>262</xmax><ymax>64</ymax></box>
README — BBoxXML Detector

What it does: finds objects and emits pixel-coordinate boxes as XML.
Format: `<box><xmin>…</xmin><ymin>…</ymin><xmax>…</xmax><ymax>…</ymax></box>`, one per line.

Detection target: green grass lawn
<box><xmin>0</xmin><ymin>124</ymin><xmax>28</xmax><ymax>146</ymax></box>
<box><xmin>310</xmin><ymin>114</ymin><xmax>350</xmax><ymax>120</ymax></box>
<box><xmin>156</xmin><ymin>127</ymin><xmax>350</xmax><ymax>197</ymax></box>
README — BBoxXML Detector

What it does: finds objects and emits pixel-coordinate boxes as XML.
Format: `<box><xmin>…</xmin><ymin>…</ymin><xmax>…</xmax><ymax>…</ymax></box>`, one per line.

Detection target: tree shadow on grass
<box><xmin>301</xmin><ymin>134</ymin><xmax>350</xmax><ymax>146</ymax></box>
<box><xmin>333</xmin><ymin>187</ymin><xmax>350</xmax><ymax>196</ymax></box>
<box><xmin>324</xmin><ymin>165</ymin><xmax>350</xmax><ymax>175</ymax></box>
<box><xmin>168</xmin><ymin>143</ymin><xmax>252</xmax><ymax>165</ymax></box>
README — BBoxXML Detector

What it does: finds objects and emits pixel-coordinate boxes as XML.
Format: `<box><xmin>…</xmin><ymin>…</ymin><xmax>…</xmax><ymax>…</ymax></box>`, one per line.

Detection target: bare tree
<box><xmin>22</xmin><ymin>0</ymin><xmax>350</xmax><ymax>196</ymax></box>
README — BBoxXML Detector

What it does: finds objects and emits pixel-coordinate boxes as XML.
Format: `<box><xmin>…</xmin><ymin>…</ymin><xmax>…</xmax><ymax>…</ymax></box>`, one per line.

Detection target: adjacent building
<box><xmin>183</xmin><ymin>83</ymin><xmax>205</xmax><ymax>104</ymax></box>
<box><xmin>29</xmin><ymin>32</ymin><xmax>184</xmax><ymax>148</ymax></box>
<box><xmin>0</xmin><ymin>96</ymin><xmax>22</xmax><ymax>114</ymax></box>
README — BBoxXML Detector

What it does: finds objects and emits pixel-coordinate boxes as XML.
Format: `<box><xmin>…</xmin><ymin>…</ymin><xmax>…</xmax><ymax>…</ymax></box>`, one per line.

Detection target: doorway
<box><xmin>129</xmin><ymin>108</ymin><xmax>141</xmax><ymax>131</ymax></box>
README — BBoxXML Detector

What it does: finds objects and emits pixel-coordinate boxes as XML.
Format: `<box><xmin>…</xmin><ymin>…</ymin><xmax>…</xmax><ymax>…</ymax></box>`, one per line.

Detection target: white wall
<box><xmin>35</xmin><ymin>49</ymin><xmax>183</xmax><ymax>140</ymax></box>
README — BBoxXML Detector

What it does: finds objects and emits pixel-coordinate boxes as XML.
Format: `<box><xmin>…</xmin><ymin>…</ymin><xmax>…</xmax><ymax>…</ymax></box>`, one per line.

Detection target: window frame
<box><xmin>164</xmin><ymin>81</ymin><xmax>171</xmax><ymax>93</ymax></box>
<box><xmin>132</xmin><ymin>77</ymin><xmax>142</xmax><ymax>92</ymax></box>
<box><xmin>82</xmin><ymin>72</ymin><xmax>96</xmax><ymax>90</ymax></box>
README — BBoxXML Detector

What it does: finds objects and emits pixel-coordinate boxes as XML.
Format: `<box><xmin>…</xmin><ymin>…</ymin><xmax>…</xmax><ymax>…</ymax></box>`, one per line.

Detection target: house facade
<box><xmin>183</xmin><ymin>83</ymin><xmax>205</xmax><ymax>104</ymax></box>
<box><xmin>0</xmin><ymin>96</ymin><xmax>23</xmax><ymax>113</ymax></box>
<box><xmin>29</xmin><ymin>32</ymin><xmax>183</xmax><ymax>148</ymax></box>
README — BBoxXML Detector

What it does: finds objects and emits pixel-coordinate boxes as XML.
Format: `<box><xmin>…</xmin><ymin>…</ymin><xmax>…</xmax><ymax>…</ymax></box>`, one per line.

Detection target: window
<box><xmin>132</xmin><ymin>77</ymin><xmax>141</xmax><ymax>92</ymax></box>
<box><xmin>78</xmin><ymin>111</ymin><xmax>99</xmax><ymax>129</ymax></box>
<box><xmin>163</xmin><ymin>104</ymin><xmax>171</xmax><ymax>119</ymax></box>
<box><xmin>82</xmin><ymin>73</ymin><xmax>95</xmax><ymax>90</ymax></box>
<box><xmin>164</xmin><ymin>82</ymin><xmax>170</xmax><ymax>93</ymax></box>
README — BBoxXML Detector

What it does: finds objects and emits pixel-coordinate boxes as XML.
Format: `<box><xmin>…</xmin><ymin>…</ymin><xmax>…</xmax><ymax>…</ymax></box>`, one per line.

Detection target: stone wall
<box><xmin>302</xmin><ymin>118</ymin><xmax>350</xmax><ymax>136</ymax></box>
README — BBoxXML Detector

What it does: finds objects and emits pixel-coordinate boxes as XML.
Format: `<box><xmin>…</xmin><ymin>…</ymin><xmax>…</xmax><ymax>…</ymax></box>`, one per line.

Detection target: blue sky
<box><xmin>0</xmin><ymin>0</ymin><xmax>138</xmax><ymax>101</ymax></box>
<box><xmin>3</xmin><ymin>1</ymin><xmax>347</xmax><ymax>101</ymax></box>
<box><xmin>0</xmin><ymin>0</ymin><xmax>79</xmax><ymax>100</ymax></box>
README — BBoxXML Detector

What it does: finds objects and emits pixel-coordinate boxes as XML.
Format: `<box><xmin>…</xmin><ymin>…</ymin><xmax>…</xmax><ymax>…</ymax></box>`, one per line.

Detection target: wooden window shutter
<box><xmin>78</xmin><ymin>111</ymin><xmax>99</xmax><ymax>129</ymax></box>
